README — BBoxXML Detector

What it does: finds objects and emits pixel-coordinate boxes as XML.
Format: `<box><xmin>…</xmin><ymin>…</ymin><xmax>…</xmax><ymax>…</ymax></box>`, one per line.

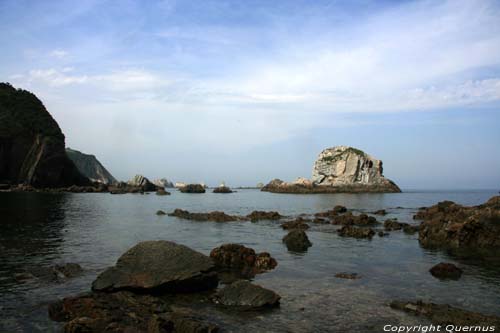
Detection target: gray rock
<box><xmin>127</xmin><ymin>174</ymin><xmax>157</xmax><ymax>191</ymax></box>
<box><xmin>282</xmin><ymin>229</ymin><xmax>312</xmax><ymax>252</ymax></box>
<box><xmin>92</xmin><ymin>241</ymin><xmax>218</xmax><ymax>293</ymax></box>
<box><xmin>213</xmin><ymin>280</ymin><xmax>280</xmax><ymax>308</ymax></box>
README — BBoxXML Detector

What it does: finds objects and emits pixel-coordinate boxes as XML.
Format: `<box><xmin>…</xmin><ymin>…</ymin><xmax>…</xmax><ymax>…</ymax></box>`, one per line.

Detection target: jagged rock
<box><xmin>390</xmin><ymin>300</ymin><xmax>500</xmax><ymax>327</ymax></box>
<box><xmin>213</xmin><ymin>280</ymin><xmax>280</xmax><ymax>309</ymax></box>
<box><xmin>247</xmin><ymin>211</ymin><xmax>282</xmax><ymax>222</ymax></box>
<box><xmin>0</xmin><ymin>83</ymin><xmax>89</xmax><ymax>187</ymax></box>
<box><xmin>282</xmin><ymin>230</ymin><xmax>312</xmax><ymax>252</ymax></box>
<box><xmin>337</xmin><ymin>226</ymin><xmax>375</xmax><ymax>239</ymax></box>
<box><xmin>66</xmin><ymin>148</ymin><xmax>116</xmax><ymax>184</ymax></box>
<box><xmin>168</xmin><ymin>209</ymin><xmax>239</xmax><ymax>222</ymax></box>
<box><xmin>429</xmin><ymin>262</ymin><xmax>463</xmax><ymax>280</ymax></box>
<box><xmin>156</xmin><ymin>188</ymin><xmax>170</xmax><ymax>196</ymax></box>
<box><xmin>179</xmin><ymin>184</ymin><xmax>206</xmax><ymax>193</ymax></box>
<box><xmin>153</xmin><ymin>178</ymin><xmax>174</xmax><ymax>188</ymax></box>
<box><xmin>417</xmin><ymin>196</ymin><xmax>500</xmax><ymax>253</ymax></box>
<box><xmin>213</xmin><ymin>186</ymin><xmax>233</xmax><ymax>193</ymax></box>
<box><xmin>210</xmin><ymin>244</ymin><xmax>277</xmax><ymax>280</ymax></box>
<box><xmin>262</xmin><ymin>146</ymin><xmax>400</xmax><ymax>193</ymax></box>
<box><xmin>127</xmin><ymin>174</ymin><xmax>157</xmax><ymax>192</ymax></box>
<box><xmin>92</xmin><ymin>241</ymin><xmax>218</xmax><ymax>293</ymax></box>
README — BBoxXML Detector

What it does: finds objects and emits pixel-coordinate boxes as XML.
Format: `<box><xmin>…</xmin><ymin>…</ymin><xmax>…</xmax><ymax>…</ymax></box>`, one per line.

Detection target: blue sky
<box><xmin>1</xmin><ymin>0</ymin><xmax>500</xmax><ymax>188</ymax></box>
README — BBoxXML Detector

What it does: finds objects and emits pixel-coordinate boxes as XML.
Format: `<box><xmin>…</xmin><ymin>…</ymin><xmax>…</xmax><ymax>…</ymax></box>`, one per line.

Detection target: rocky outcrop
<box><xmin>153</xmin><ymin>178</ymin><xmax>174</xmax><ymax>188</ymax></box>
<box><xmin>213</xmin><ymin>185</ymin><xmax>233</xmax><ymax>193</ymax></box>
<box><xmin>127</xmin><ymin>174</ymin><xmax>158</xmax><ymax>192</ymax></box>
<box><xmin>0</xmin><ymin>83</ymin><xmax>89</xmax><ymax>187</ymax></box>
<box><xmin>92</xmin><ymin>241</ymin><xmax>219</xmax><ymax>293</ymax></box>
<box><xmin>262</xmin><ymin>146</ymin><xmax>400</xmax><ymax>193</ymax></box>
<box><xmin>417</xmin><ymin>196</ymin><xmax>500</xmax><ymax>254</ymax></box>
<box><xmin>179</xmin><ymin>184</ymin><xmax>206</xmax><ymax>193</ymax></box>
<box><xmin>213</xmin><ymin>280</ymin><xmax>280</xmax><ymax>309</ymax></box>
<box><xmin>66</xmin><ymin>148</ymin><xmax>116</xmax><ymax>184</ymax></box>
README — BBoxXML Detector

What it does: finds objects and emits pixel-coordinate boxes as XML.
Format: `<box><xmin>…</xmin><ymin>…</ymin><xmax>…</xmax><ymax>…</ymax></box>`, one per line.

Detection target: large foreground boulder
<box><xmin>92</xmin><ymin>241</ymin><xmax>218</xmax><ymax>293</ymax></box>
<box><xmin>417</xmin><ymin>196</ymin><xmax>500</xmax><ymax>254</ymax></box>
<box><xmin>0</xmin><ymin>83</ymin><xmax>89</xmax><ymax>187</ymax></box>
<box><xmin>213</xmin><ymin>280</ymin><xmax>280</xmax><ymax>309</ymax></box>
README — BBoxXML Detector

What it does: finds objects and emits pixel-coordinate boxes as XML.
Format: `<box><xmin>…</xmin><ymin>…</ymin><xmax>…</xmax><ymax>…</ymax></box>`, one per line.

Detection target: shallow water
<box><xmin>0</xmin><ymin>189</ymin><xmax>499</xmax><ymax>332</ymax></box>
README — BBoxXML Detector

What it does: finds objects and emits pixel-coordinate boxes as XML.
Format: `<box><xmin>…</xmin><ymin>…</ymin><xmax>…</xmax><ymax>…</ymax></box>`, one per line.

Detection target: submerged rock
<box><xmin>390</xmin><ymin>300</ymin><xmax>500</xmax><ymax>327</ymax></box>
<box><xmin>429</xmin><ymin>262</ymin><xmax>463</xmax><ymax>280</ymax></box>
<box><xmin>282</xmin><ymin>229</ymin><xmax>312</xmax><ymax>252</ymax></box>
<box><xmin>247</xmin><ymin>211</ymin><xmax>282</xmax><ymax>222</ymax></box>
<box><xmin>417</xmin><ymin>196</ymin><xmax>500</xmax><ymax>254</ymax></box>
<box><xmin>337</xmin><ymin>226</ymin><xmax>375</xmax><ymax>239</ymax></box>
<box><xmin>168</xmin><ymin>209</ymin><xmax>239</xmax><ymax>222</ymax></box>
<box><xmin>16</xmin><ymin>263</ymin><xmax>83</xmax><ymax>283</ymax></box>
<box><xmin>92</xmin><ymin>241</ymin><xmax>218</xmax><ymax>293</ymax></box>
<box><xmin>334</xmin><ymin>273</ymin><xmax>361</xmax><ymax>280</ymax></box>
<box><xmin>213</xmin><ymin>280</ymin><xmax>280</xmax><ymax>309</ymax></box>
<box><xmin>179</xmin><ymin>184</ymin><xmax>206</xmax><ymax>193</ymax></box>
<box><xmin>372</xmin><ymin>209</ymin><xmax>387</xmax><ymax>215</ymax></box>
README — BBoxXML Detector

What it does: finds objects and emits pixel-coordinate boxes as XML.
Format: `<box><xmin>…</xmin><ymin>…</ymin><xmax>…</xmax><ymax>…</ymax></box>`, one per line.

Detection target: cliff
<box><xmin>66</xmin><ymin>148</ymin><xmax>117</xmax><ymax>184</ymax></box>
<box><xmin>262</xmin><ymin>146</ymin><xmax>400</xmax><ymax>193</ymax></box>
<box><xmin>0</xmin><ymin>83</ymin><xmax>89</xmax><ymax>187</ymax></box>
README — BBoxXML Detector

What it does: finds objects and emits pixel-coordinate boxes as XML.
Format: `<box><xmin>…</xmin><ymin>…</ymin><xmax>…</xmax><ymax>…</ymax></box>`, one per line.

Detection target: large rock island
<box><xmin>262</xmin><ymin>146</ymin><xmax>400</xmax><ymax>193</ymax></box>
<box><xmin>0</xmin><ymin>83</ymin><xmax>89</xmax><ymax>188</ymax></box>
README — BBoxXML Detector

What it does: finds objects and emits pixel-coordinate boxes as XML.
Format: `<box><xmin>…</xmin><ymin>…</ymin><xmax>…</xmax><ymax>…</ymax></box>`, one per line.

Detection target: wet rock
<box><xmin>148</xmin><ymin>311</ymin><xmax>220</xmax><ymax>333</ymax></box>
<box><xmin>179</xmin><ymin>184</ymin><xmax>206</xmax><ymax>193</ymax></box>
<box><xmin>429</xmin><ymin>262</ymin><xmax>463</xmax><ymax>280</ymax></box>
<box><xmin>334</xmin><ymin>273</ymin><xmax>361</xmax><ymax>279</ymax></box>
<box><xmin>334</xmin><ymin>205</ymin><xmax>347</xmax><ymax>213</ymax></box>
<box><xmin>403</xmin><ymin>225</ymin><xmax>419</xmax><ymax>234</ymax></box>
<box><xmin>213</xmin><ymin>280</ymin><xmax>280</xmax><ymax>309</ymax></box>
<box><xmin>312</xmin><ymin>217</ymin><xmax>328</xmax><ymax>224</ymax></box>
<box><xmin>168</xmin><ymin>209</ymin><xmax>239</xmax><ymax>222</ymax></box>
<box><xmin>109</xmin><ymin>188</ymin><xmax>126</xmax><ymax>194</ymax></box>
<box><xmin>92</xmin><ymin>241</ymin><xmax>218</xmax><ymax>293</ymax></box>
<box><xmin>156</xmin><ymin>210</ymin><xmax>166</xmax><ymax>216</ymax></box>
<box><xmin>331</xmin><ymin>212</ymin><xmax>378</xmax><ymax>226</ymax></box>
<box><xmin>17</xmin><ymin>263</ymin><xmax>83</xmax><ymax>283</ymax></box>
<box><xmin>213</xmin><ymin>186</ymin><xmax>233</xmax><ymax>193</ymax></box>
<box><xmin>417</xmin><ymin>196</ymin><xmax>500</xmax><ymax>253</ymax></box>
<box><xmin>280</xmin><ymin>218</ymin><xmax>310</xmax><ymax>230</ymax></box>
<box><xmin>378</xmin><ymin>230</ymin><xmax>389</xmax><ymax>237</ymax></box>
<box><xmin>314</xmin><ymin>206</ymin><xmax>348</xmax><ymax>218</ymax></box>
<box><xmin>210</xmin><ymin>244</ymin><xmax>276</xmax><ymax>283</ymax></box>
<box><xmin>384</xmin><ymin>219</ymin><xmax>409</xmax><ymax>231</ymax></box>
<box><xmin>156</xmin><ymin>188</ymin><xmax>171</xmax><ymax>196</ymax></box>
<box><xmin>337</xmin><ymin>226</ymin><xmax>375</xmax><ymax>239</ymax></box>
<box><xmin>54</xmin><ymin>263</ymin><xmax>83</xmax><ymax>279</ymax></box>
<box><xmin>282</xmin><ymin>229</ymin><xmax>312</xmax><ymax>252</ymax></box>
<box><xmin>390</xmin><ymin>300</ymin><xmax>500</xmax><ymax>327</ymax></box>
<box><xmin>372</xmin><ymin>209</ymin><xmax>387</xmax><ymax>215</ymax></box>
<box><xmin>246</xmin><ymin>211</ymin><xmax>282</xmax><ymax>222</ymax></box>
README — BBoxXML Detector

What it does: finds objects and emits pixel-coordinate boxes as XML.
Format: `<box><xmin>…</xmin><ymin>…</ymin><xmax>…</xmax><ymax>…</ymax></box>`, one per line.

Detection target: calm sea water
<box><xmin>1</xmin><ymin>189</ymin><xmax>499</xmax><ymax>332</ymax></box>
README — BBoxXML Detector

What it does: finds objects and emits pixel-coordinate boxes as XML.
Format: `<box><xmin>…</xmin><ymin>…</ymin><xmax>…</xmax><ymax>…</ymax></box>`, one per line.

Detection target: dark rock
<box><xmin>128</xmin><ymin>174</ymin><xmax>158</xmax><ymax>192</ymax></box>
<box><xmin>92</xmin><ymin>241</ymin><xmax>218</xmax><ymax>293</ymax></box>
<box><xmin>390</xmin><ymin>300</ymin><xmax>500</xmax><ymax>327</ymax></box>
<box><xmin>179</xmin><ymin>184</ymin><xmax>206</xmax><ymax>193</ymax></box>
<box><xmin>247</xmin><ymin>211</ymin><xmax>282</xmax><ymax>222</ymax></box>
<box><xmin>312</xmin><ymin>217</ymin><xmax>328</xmax><ymax>224</ymax></box>
<box><xmin>333</xmin><ymin>205</ymin><xmax>347</xmax><ymax>213</ymax></box>
<box><xmin>337</xmin><ymin>226</ymin><xmax>375</xmax><ymax>239</ymax></box>
<box><xmin>334</xmin><ymin>272</ymin><xmax>360</xmax><ymax>279</ymax></box>
<box><xmin>372</xmin><ymin>209</ymin><xmax>387</xmax><ymax>215</ymax></box>
<box><xmin>156</xmin><ymin>188</ymin><xmax>171</xmax><ymax>196</ymax></box>
<box><xmin>378</xmin><ymin>231</ymin><xmax>389</xmax><ymax>237</ymax></box>
<box><xmin>384</xmin><ymin>219</ymin><xmax>409</xmax><ymax>231</ymax></box>
<box><xmin>66</xmin><ymin>148</ymin><xmax>117</xmax><ymax>185</ymax></box>
<box><xmin>209</xmin><ymin>244</ymin><xmax>277</xmax><ymax>276</ymax></box>
<box><xmin>0</xmin><ymin>83</ymin><xmax>90</xmax><ymax>187</ymax></box>
<box><xmin>156</xmin><ymin>210</ymin><xmax>167</xmax><ymax>216</ymax></box>
<box><xmin>213</xmin><ymin>186</ymin><xmax>233</xmax><ymax>193</ymax></box>
<box><xmin>429</xmin><ymin>262</ymin><xmax>463</xmax><ymax>280</ymax></box>
<box><xmin>168</xmin><ymin>209</ymin><xmax>239</xmax><ymax>222</ymax></box>
<box><xmin>331</xmin><ymin>212</ymin><xmax>378</xmax><ymax>226</ymax></box>
<box><xmin>403</xmin><ymin>225</ymin><xmax>419</xmax><ymax>234</ymax></box>
<box><xmin>417</xmin><ymin>196</ymin><xmax>500</xmax><ymax>253</ymax></box>
<box><xmin>282</xmin><ymin>230</ymin><xmax>312</xmax><ymax>252</ymax></box>
<box><xmin>18</xmin><ymin>263</ymin><xmax>83</xmax><ymax>283</ymax></box>
<box><xmin>213</xmin><ymin>280</ymin><xmax>280</xmax><ymax>309</ymax></box>
<box><xmin>149</xmin><ymin>311</ymin><xmax>220</xmax><ymax>333</ymax></box>
<box><xmin>280</xmin><ymin>218</ymin><xmax>310</xmax><ymax>230</ymax></box>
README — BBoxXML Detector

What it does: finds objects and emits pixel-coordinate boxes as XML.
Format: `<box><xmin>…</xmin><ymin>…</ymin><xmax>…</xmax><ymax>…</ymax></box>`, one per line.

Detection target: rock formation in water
<box><xmin>0</xmin><ymin>83</ymin><xmax>89</xmax><ymax>187</ymax></box>
<box><xmin>262</xmin><ymin>146</ymin><xmax>400</xmax><ymax>193</ymax></box>
<box><xmin>153</xmin><ymin>178</ymin><xmax>174</xmax><ymax>188</ymax></box>
<box><xmin>66</xmin><ymin>148</ymin><xmax>116</xmax><ymax>184</ymax></box>
<box><xmin>127</xmin><ymin>174</ymin><xmax>157</xmax><ymax>192</ymax></box>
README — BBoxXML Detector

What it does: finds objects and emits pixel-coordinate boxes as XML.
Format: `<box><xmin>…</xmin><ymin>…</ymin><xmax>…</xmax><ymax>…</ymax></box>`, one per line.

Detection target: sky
<box><xmin>1</xmin><ymin>0</ymin><xmax>500</xmax><ymax>189</ymax></box>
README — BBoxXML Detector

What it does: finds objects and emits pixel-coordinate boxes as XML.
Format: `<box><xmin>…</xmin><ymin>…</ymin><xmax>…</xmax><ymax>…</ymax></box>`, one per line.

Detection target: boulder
<box><xmin>92</xmin><ymin>241</ymin><xmax>219</xmax><ymax>293</ymax></box>
<box><xmin>168</xmin><ymin>209</ymin><xmax>239</xmax><ymax>222</ymax></box>
<box><xmin>417</xmin><ymin>196</ymin><xmax>500</xmax><ymax>254</ymax></box>
<box><xmin>337</xmin><ymin>226</ymin><xmax>375</xmax><ymax>239</ymax></box>
<box><xmin>390</xmin><ymin>300</ymin><xmax>500</xmax><ymax>327</ymax></box>
<box><xmin>0</xmin><ymin>83</ymin><xmax>89</xmax><ymax>187</ymax></box>
<box><xmin>209</xmin><ymin>244</ymin><xmax>277</xmax><ymax>274</ymax></box>
<box><xmin>429</xmin><ymin>262</ymin><xmax>463</xmax><ymax>280</ymax></box>
<box><xmin>331</xmin><ymin>212</ymin><xmax>378</xmax><ymax>226</ymax></box>
<box><xmin>247</xmin><ymin>211</ymin><xmax>282</xmax><ymax>222</ymax></box>
<box><xmin>179</xmin><ymin>184</ymin><xmax>206</xmax><ymax>193</ymax></box>
<box><xmin>66</xmin><ymin>148</ymin><xmax>117</xmax><ymax>184</ymax></box>
<box><xmin>213</xmin><ymin>186</ymin><xmax>233</xmax><ymax>193</ymax></box>
<box><xmin>384</xmin><ymin>219</ymin><xmax>408</xmax><ymax>231</ymax></box>
<box><xmin>282</xmin><ymin>229</ymin><xmax>312</xmax><ymax>252</ymax></box>
<box><xmin>213</xmin><ymin>280</ymin><xmax>280</xmax><ymax>309</ymax></box>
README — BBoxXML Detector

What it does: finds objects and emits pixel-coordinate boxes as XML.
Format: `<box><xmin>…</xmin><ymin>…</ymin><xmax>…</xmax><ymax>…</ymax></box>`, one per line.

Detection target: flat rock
<box><xmin>92</xmin><ymin>241</ymin><xmax>218</xmax><ymax>293</ymax></box>
<box><xmin>247</xmin><ymin>211</ymin><xmax>282</xmax><ymax>222</ymax></box>
<box><xmin>168</xmin><ymin>209</ymin><xmax>239</xmax><ymax>222</ymax></box>
<box><xmin>213</xmin><ymin>280</ymin><xmax>280</xmax><ymax>309</ymax></box>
